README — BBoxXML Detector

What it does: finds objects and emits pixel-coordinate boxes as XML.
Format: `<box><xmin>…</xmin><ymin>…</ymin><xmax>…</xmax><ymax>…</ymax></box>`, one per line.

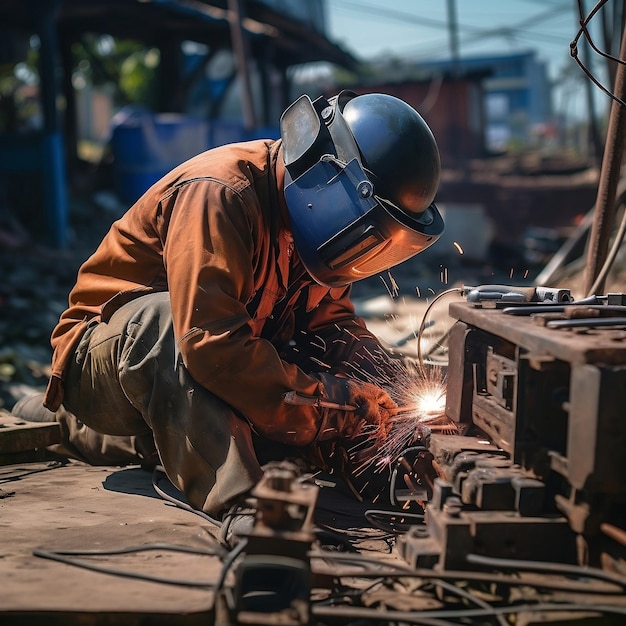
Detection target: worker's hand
<box><xmin>313</xmin><ymin>373</ymin><xmax>396</xmax><ymax>442</ymax></box>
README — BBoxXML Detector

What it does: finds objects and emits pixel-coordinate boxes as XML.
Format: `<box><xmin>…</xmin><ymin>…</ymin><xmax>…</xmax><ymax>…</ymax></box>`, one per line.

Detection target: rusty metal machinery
<box><xmin>399</xmin><ymin>292</ymin><xmax>626</xmax><ymax>577</ymax></box>
<box><xmin>216</xmin><ymin>463</ymin><xmax>319</xmax><ymax>626</ymax></box>
<box><xmin>207</xmin><ymin>288</ymin><xmax>626</xmax><ymax>625</ymax></box>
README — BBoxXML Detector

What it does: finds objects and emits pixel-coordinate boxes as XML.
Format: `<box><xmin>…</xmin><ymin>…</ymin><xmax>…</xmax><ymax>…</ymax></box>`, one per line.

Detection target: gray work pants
<box><xmin>14</xmin><ymin>293</ymin><xmax>264</xmax><ymax>517</ymax></box>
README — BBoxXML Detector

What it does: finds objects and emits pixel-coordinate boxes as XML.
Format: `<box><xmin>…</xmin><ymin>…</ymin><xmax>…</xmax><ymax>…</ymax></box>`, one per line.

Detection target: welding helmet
<box><xmin>280</xmin><ymin>90</ymin><xmax>443</xmax><ymax>288</ymax></box>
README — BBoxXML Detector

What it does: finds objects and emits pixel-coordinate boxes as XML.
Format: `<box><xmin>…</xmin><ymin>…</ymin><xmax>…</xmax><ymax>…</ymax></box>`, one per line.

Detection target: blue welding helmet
<box><xmin>280</xmin><ymin>90</ymin><xmax>443</xmax><ymax>288</ymax></box>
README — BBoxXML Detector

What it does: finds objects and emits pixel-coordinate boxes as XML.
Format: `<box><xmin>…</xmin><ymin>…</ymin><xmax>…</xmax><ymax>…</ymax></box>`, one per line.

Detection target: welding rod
<box><xmin>282</xmin><ymin>390</ymin><xmax>357</xmax><ymax>411</ymax></box>
<box><xmin>282</xmin><ymin>390</ymin><xmax>415</xmax><ymax>414</ymax></box>
<box><xmin>388</xmin><ymin>406</ymin><xmax>420</xmax><ymax>415</ymax></box>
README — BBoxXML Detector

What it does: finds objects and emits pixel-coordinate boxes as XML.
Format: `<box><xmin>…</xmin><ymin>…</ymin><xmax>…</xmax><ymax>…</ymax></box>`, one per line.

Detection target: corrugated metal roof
<box><xmin>0</xmin><ymin>0</ymin><xmax>356</xmax><ymax>69</ymax></box>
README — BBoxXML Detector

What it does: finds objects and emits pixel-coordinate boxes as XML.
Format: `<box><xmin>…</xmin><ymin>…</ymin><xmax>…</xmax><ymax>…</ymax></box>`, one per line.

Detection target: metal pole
<box><xmin>446</xmin><ymin>0</ymin><xmax>460</xmax><ymax>76</ymax></box>
<box><xmin>583</xmin><ymin>23</ymin><xmax>626</xmax><ymax>295</ymax></box>
<box><xmin>38</xmin><ymin>0</ymin><xmax>68</xmax><ymax>249</ymax></box>
<box><xmin>228</xmin><ymin>0</ymin><xmax>257</xmax><ymax>131</ymax></box>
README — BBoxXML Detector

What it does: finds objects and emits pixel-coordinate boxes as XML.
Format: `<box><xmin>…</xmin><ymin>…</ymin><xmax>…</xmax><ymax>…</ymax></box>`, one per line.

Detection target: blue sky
<box><xmin>328</xmin><ymin>0</ymin><xmax>579</xmax><ymax>71</ymax></box>
<box><xmin>326</xmin><ymin>0</ymin><xmax>612</xmax><ymax>119</ymax></box>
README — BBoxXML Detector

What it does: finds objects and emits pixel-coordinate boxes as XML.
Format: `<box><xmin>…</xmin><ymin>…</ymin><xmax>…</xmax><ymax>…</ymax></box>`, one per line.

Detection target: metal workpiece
<box><xmin>397</xmin><ymin>477</ymin><xmax>578</xmax><ymax>571</ymax></box>
<box><xmin>436</xmin><ymin>297</ymin><xmax>626</xmax><ymax>570</ymax></box>
<box><xmin>221</xmin><ymin>465</ymin><xmax>319</xmax><ymax>626</ymax></box>
<box><xmin>395</xmin><ymin>434</ymin><xmax>576</xmax><ymax>571</ymax></box>
<box><xmin>448</xmin><ymin>298</ymin><xmax>626</xmax><ymax>365</ymax></box>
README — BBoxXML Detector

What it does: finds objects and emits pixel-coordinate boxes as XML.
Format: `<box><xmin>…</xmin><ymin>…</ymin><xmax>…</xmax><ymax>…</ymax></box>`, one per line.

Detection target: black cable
<box><xmin>151</xmin><ymin>465</ymin><xmax>223</xmax><ymax>527</ymax></box>
<box><xmin>314</xmin><ymin>527</ymin><xmax>361</xmax><ymax>552</ymax></box>
<box><xmin>364</xmin><ymin>508</ymin><xmax>424</xmax><ymax>534</ymax></box>
<box><xmin>34</xmin><ymin>542</ymin><xmax>223</xmax><ymax>557</ymax></box>
<box><xmin>0</xmin><ymin>460</ymin><xmax>66</xmax><ymax>484</ymax></box>
<box><xmin>431</xmin><ymin>577</ymin><xmax>508</xmax><ymax>626</ymax></box>
<box><xmin>33</xmin><ymin>543</ymin><xmax>223</xmax><ymax>588</ymax></box>
<box><xmin>466</xmin><ymin>552</ymin><xmax>626</xmax><ymax>588</ymax></box>
<box><xmin>309</xmin><ymin>552</ymin><xmax>625</xmax><ymax>594</ymax></box>
<box><xmin>214</xmin><ymin>538</ymin><xmax>248</xmax><ymax>595</ymax></box>
<box><xmin>310</xmin><ymin>551</ymin><xmax>411</xmax><ymax>576</ymax></box>
<box><xmin>314</xmin><ymin>576</ymin><xmax>463</xmax><ymax>626</ymax></box>
<box><xmin>31</xmin><ymin>467</ymin><xmax>240</xmax><ymax>590</ymax></box>
<box><xmin>417</xmin><ymin>287</ymin><xmax>462</xmax><ymax>367</ymax></box>
<box><xmin>388</xmin><ymin>447</ymin><xmax>429</xmax><ymax>513</ymax></box>
<box><xmin>311</xmin><ymin>566</ymin><xmax>626</xmax><ymax>626</ymax></box>
<box><xmin>313</xmin><ymin>580</ymin><xmax>385</xmax><ymax>607</ymax></box>
<box><xmin>312</xmin><ymin>601</ymin><xmax>626</xmax><ymax>622</ymax></box>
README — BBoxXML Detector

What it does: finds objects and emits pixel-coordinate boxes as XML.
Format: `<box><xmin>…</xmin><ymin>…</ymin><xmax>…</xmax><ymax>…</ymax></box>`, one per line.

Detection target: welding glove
<box><xmin>312</xmin><ymin>372</ymin><xmax>396</xmax><ymax>443</ymax></box>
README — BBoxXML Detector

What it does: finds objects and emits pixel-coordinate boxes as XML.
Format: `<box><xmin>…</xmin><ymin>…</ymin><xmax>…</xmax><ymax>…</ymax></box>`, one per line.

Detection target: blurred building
<box><xmin>0</xmin><ymin>0</ymin><xmax>355</xmax><ymax>248</ymax></box>
<box><xmin>330</xmin><ymin>50</ymin><xmax>595</xmax><ymax>261</ymax></box>
<box><xmin>343</xmin><ymin>72</ymin><xmax>489</xmax><ymax>166</ymax></box>
<box><xmin>417</xmin><ymin>50</ymin><xmax>554</xmax><ymax>154</ymax></box>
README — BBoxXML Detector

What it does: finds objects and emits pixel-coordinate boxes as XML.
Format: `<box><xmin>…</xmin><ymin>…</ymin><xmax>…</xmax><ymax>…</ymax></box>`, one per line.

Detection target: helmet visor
<box><xmin>285</xmin><ymin>156</ymin><xmax>444</xmax><ymax>287</ymax></box>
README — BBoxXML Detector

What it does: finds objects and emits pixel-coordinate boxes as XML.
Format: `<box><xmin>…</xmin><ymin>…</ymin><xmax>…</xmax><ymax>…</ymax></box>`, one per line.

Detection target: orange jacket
<box><xmin>44</xmin><ymin>139</ymin><xmax>383</xmax><ymax>446</ymax></box>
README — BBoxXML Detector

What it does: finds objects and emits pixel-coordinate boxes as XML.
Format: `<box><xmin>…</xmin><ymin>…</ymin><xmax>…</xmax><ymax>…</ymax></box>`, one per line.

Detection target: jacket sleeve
<box><xmin>161</xmin><ymin>178</ymin><xmax>326</xmax><ymax>446</ymax></box>
<box><xmin>292</xmin><ymin>285</ymin><xmax>396</xmax><ymax>384</ymax></box>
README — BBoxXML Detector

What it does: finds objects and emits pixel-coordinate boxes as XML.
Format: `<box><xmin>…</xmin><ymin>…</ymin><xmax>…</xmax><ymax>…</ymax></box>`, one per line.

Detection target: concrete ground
<box><xmin>0</xmin><ymin>420</ymin><xmax>404</xmax><ymax>625</ymax></box>
<box><xmin>1</xmin><ymin>459</ymin><xmax>220</xmax><ymax>624</ymax></box>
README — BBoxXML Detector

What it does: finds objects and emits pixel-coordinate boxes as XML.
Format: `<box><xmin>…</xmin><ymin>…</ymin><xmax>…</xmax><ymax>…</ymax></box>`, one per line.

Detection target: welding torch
<box><xmin>282</xmin><ymin>390</ymin><xmax>458</xmax><ymax>449</ymax></box>
<box><xmin>282</xmin><ymin>390</ymin><xmax>414</xmax><ymax>415</ymax></box>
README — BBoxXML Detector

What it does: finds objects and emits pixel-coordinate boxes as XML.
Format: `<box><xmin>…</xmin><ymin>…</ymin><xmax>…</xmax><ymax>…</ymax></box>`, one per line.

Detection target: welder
<box><xmin>12</xmin><ymin>90</ymin><xmax>443</xmax><ymax>543</ymax></box>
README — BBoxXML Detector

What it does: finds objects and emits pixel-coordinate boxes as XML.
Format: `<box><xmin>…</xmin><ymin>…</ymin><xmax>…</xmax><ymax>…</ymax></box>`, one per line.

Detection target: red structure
<box><xmin>347</xmin><ymin>72</ymin><xmax>489</xmax><ymax>166</ymax></box>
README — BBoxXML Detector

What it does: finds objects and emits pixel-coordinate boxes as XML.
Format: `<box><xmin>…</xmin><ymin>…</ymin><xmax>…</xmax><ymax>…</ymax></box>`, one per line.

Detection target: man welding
<box><xmin>12</xmin><ymin>90</ymin><xmax>443</xmax><ymax>543</ymax></box>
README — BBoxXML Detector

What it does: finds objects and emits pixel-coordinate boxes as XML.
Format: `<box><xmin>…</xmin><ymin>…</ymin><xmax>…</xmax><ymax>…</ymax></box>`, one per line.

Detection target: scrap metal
<box><xmin>401</xmin><ymin>293</ymin><xmax>626</xmax><ymax>576</ymax></box>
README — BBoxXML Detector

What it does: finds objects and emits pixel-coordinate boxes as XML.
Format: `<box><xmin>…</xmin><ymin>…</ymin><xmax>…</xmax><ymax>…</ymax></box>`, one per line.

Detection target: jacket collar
<box><xmin>272</xmin><ymin>142</ymin><xmax>291</xmax><ymax>229</ymax></box>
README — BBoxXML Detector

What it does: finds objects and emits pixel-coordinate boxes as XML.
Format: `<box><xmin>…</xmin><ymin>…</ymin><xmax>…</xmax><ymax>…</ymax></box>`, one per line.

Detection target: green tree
<box><xmin>72</xmin><ymin>35</ymin><xmax>159</xmax><ymax>109</ymax></box>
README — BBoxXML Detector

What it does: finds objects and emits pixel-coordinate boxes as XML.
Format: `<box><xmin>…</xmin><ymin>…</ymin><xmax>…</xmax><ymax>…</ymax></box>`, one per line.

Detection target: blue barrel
<box><xmin>111</xmin><ymin>112</ymin><xmax>209</xmax><ymax>204</ymax></box>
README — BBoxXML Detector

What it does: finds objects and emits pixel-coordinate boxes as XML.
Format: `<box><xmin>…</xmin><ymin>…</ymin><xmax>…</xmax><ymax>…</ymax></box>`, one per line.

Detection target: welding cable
<box><xmin>213</xmin><ymin>538</ymin><xmax>248</xmax><ymax>596</ymax></box>
<box><xmin>152</xmin><ymin>465</ymin><xmax>223</xmax><ymax>528</ymax></box>
<box><xmin>316</xmin><ymin>604</ymin><xmax>458</xmax><ymax>626</ymax></box>
<box><xmin>313</xmin><ymin>578</ymin><xmax>471</xmax><ymax>626</ymax></box>
<box><xmin>308</xmin><ymin>552</ymin><xmax>625</xmax><ymax>594</ymax></box>
<box><xmin>315</xmin><ymin>520</ymin><xmax>396</xmax><ymax>553</ymax></box>
<box><xmin>33</xmin><ymin>543</ymin><xmax>222</xmax><ymax>588</ymax></box>
<box><xmin>313</xmin><ymin>576</ymin><xmax>387</xmax><ymax>609</ymax></box>
<box><xmin>430</xmin><ymin>577</ymin><xmax>508</xmax><ymax>626</ymax></box>
<box><xmin>466</xmin><ymin>553</ymin><xmax>626</xmax><ymax>588</ymax></box>
<box><xmin>312</xmin><ymin>601</ymin><xmax>626</xmax><ymax>623</ymax></box>
<box><xmin>416</xmin><ymin>287</ymin><xmax>463</xmax><ymax>368</ymax></box>
<box><xmin>309</xmin><ymin>551</ymin><xmax>412</xmax><ymax>576</ymax></box>
<box><xmin>389</xmin><ymin>464</ymin><xmax>425</xmax><ymax>513</ymax></box>
<box><xmin>0</xmin><ymin>459</ymin><xmax>66</xmax><ymax>484</ymax></box>
<box><xmin>315</xmin><ymin>523</ymin><xmax>390</xmax><ymax>546</ymax></box>
<box><xmin>313</xmin><ymin>526</ymin><xmax>363</xmax><ymax>552</ymax></box>
<box><xmin>388</xmin><ymin>449</ymin><xmax>429</xmax><ymax>519</ymax></box>
<box><xmin>364</xmin><ymin>508</ymin><xmax>424</xmax><ymax>534</ymax></box>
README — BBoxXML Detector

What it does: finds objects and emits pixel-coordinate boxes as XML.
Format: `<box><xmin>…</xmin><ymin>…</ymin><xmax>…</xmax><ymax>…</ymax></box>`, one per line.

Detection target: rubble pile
<box><xmin>0</xmin><ymin>205</ymin><xmax>111</xmax><ymax>411</ymax></box>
